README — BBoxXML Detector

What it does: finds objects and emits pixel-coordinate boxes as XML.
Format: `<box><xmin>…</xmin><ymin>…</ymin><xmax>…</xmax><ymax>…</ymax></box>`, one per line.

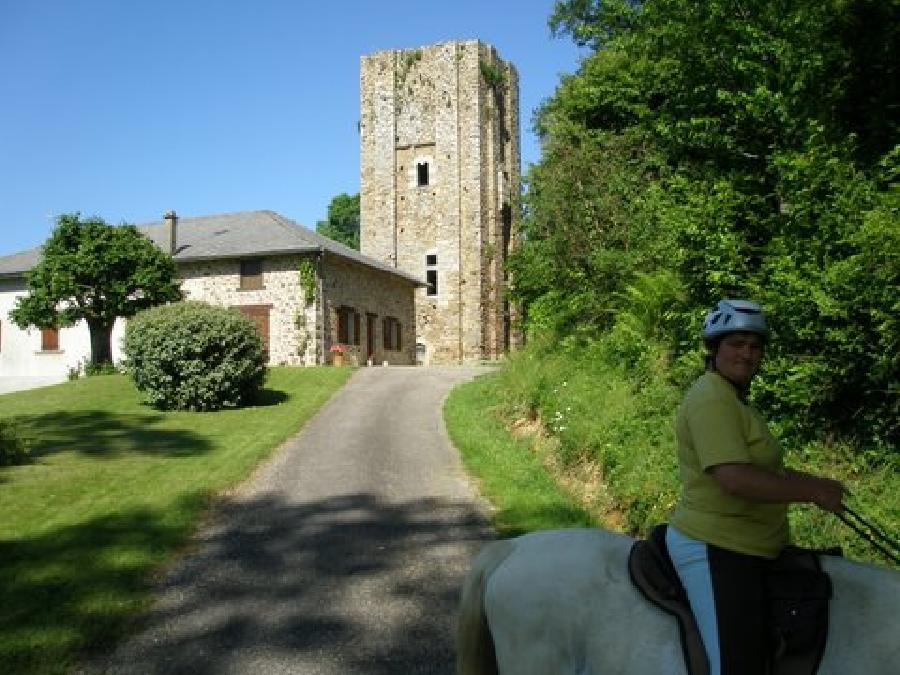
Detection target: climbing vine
<box><xmin>479</xmin><ymin>59</ymin><xmax>505</xmax><ymax>89</ymax></box>
<box><xmin>298</xmin><ymin>258</ymin><xmax>317</xmax><ymax>306</ymax></box>
<box><xmin>395</xmin><ymin>48</ymin><xmax>423</xmax><ymax>96</ymax></box>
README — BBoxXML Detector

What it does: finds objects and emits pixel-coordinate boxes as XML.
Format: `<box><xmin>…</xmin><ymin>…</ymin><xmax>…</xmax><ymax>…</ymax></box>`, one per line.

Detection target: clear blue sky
<box><xmin>0</xmin><ymin>0</ymin><xmax>584</xmax><ymax>255</ymax></box>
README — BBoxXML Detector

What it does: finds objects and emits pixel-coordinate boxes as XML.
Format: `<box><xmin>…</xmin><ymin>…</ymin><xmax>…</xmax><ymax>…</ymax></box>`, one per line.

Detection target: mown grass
<box><xmin>445</xmin><ymin>343</ymin><xmax>899</xmax><ymax>568</ymax></box>
<box><xmin>0</xmin><ymin>367</ymin><xmax>352</xmax><ymax>675</ymax></box>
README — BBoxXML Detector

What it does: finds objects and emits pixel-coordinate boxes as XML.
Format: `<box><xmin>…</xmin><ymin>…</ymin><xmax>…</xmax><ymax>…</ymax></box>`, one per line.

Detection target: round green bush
<box><xmin>122</xmin><ymin>301</ymin><xmax>266</xmax><ymax>411</ymax></box>
<box><xmin>0</xmin><ymin>419</ymin><xmax>30</xmax><ymax>466</ymax></box>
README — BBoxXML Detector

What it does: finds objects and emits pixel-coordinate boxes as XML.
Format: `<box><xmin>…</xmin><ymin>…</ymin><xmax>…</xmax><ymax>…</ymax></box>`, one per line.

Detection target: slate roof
<box><xmin>0</xmin><ymin>210</ymin><xmax>425</xmax><ymax>285</ymax></box>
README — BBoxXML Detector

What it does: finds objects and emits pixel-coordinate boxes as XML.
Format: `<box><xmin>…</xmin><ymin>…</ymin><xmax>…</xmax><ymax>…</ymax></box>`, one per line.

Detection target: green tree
<box><xmin>517</xmin><ymin>0</ymin><xmax>899</xmax><ymax>445</ymax></box>
<box><xmin>9</xmin><ymin>213</ymin><xmax>182</xmax><ymax>367</ymax></box>
<box><xmin>316</xmin><ymin>192</ymin><xmax>360</xmax><ymax>250</ymax></box>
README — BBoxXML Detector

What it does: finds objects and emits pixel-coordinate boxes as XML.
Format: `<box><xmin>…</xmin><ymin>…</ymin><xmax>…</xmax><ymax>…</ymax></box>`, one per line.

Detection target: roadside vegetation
<box><xmin>0</xmin><ymin>367</ymin><xmax>351</xmax><ymax>675</ymax></box>
<box><xmin>449</xmin><ymin>0</ymin><xmax>897</xmax><ymax>567</ymax></box>
<box><xmin>446</xmin><ymin>342</ymin><xmax>898</xmax><ymax>566</ymax></box>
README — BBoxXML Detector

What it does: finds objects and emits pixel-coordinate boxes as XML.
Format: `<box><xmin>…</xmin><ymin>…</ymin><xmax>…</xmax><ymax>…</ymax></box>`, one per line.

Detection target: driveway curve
<box><xmin>82</xmin><ymin>365</ymin><xmax>493</xmax><ymax>675</ymax></box>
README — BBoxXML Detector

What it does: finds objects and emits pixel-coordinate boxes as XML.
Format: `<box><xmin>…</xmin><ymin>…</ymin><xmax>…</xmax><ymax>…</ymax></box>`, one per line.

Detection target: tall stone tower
<box><xmin>360</xmin><ymin>40</ymin><xmax>520</xmax><ymax>365</ymax></box>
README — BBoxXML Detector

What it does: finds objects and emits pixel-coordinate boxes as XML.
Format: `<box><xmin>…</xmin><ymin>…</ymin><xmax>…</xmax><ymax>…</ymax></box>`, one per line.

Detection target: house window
<box><xmin>383</xmin><ymin>317</ymin><xmax>402</xmax><ymax>351</ymax></box>
<box><xmin>417</xmin><ymin>161</ymin><xmax>430</xmax><ymax>187</ymax></box>
<box><xmin>425</xmin><ymin>253</ymin><xmax>438</xmax><ymax>296</ymax></box>
<box><xmin>41</xmin><ymin>326</ymin><xmax>59</xmax><ymax>352</ymax></box>
<box><xmin>337</xmin><ymin>306</ymin><xmax>361</xmax><ymax>346</ymax></box>
<box><xmin>240</xmin><ymin>259</ymin><xmax>264</xmax><ymax>290</ymax></box>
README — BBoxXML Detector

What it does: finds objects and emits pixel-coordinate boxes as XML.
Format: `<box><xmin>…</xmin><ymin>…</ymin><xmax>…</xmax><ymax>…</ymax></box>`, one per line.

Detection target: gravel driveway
<box><xmin>81</xmin><ymin>365</ymin><xmax>494</xmax><ymax>675</ymax></box>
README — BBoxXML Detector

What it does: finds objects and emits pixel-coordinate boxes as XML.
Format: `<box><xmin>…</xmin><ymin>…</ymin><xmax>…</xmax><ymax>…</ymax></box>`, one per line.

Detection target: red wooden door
<box><xmin>237</xmin><ymin>305</ymin><xmax>271</xmax><ymax>360</ymax></box>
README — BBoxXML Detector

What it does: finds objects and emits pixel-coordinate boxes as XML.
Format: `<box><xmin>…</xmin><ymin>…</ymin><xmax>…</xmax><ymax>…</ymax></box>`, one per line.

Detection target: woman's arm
<box><xmin>710</xmin><ymin>464</ymin><xmax>845</xmax><ymax>513</ymax></box>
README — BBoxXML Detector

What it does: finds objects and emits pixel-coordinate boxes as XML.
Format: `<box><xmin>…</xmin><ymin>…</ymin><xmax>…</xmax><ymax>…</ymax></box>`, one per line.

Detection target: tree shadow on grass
<box><xmin>10</xmin><ymin>411</ymin><xmax>212</xmax><ymax>460</ymax></box>
<box><xmin>250</xmin><ymin>388</ymin><xmax>290</xmax><ymax>407</ymax></box>
<box><xmin>0</xmin><ymin>491</ymin><xmax>519</xmax><ymax>675</ymax></box>
<box><xmin>0</xmin><ymin>493</ymin><xmax>210</xmax><ymax>675</ymax></box>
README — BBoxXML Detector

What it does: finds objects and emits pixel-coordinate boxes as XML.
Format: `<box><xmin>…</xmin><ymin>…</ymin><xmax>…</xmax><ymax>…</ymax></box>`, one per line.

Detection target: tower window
<box><xmin>426</xmin><ymin>270</ymin><xmax>438</xmax><ymax>296</ymax></box>
<box><xmin>426</xmin><ymin>254</ymin><xmax>437</xmax><ymax>266</ymax></box>
<box><xmin>417</xmin><ymin>162</ymin><xmax>430</xmax><ymax>187</ymax></box>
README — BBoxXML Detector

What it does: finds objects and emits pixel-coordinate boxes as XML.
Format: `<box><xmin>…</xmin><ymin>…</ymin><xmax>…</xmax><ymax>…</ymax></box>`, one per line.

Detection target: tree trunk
<box><xmin>87</xmin><ymin>318</ymin><xmax>114</xmax><ymax>366</ymax></box>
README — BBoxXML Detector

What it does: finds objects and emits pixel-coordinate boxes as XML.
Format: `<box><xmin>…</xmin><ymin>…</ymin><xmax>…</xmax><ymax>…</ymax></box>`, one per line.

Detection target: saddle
<box><xmin>628</xmin><ymin>525</ymin><xmax>834</xmax><ymax>675</ymax></box>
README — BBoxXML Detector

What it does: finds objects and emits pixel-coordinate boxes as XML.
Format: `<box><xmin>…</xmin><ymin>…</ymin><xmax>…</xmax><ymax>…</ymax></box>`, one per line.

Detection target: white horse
<box><xmin>457</xmin><ymin>528</ymin><xmax>900</xmax><ymax>674</ymax></box>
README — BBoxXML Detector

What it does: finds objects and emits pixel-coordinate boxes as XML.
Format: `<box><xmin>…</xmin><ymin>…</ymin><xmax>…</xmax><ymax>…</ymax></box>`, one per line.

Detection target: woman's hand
<box><xmin>711</xmin><ymin>464</ymin><xmax>846</xmax><ymax>512</ymax></box>
<box><xmin>786</xmin><ymin>470</ymin><xmax>845</xmax><ymax>513</ymax></box>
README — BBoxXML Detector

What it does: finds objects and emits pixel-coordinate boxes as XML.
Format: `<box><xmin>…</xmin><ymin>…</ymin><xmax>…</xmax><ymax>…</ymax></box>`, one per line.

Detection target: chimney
<box><xmin>164</xmin><ymin>210</ymin><xmax>178</xmax><ymax>256</ymax></box>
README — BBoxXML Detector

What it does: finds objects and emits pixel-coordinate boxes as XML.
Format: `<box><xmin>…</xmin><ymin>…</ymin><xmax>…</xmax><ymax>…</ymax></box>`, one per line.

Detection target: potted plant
<box><xmin>329</xmin><ymin>343</ymin><xmax>347</xmax><ymax>366</ymax></box>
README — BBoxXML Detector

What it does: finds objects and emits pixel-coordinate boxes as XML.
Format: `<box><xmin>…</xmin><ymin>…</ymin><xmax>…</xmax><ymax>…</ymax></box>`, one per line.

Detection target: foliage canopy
<box><xmin>316</xmin><ymin>192</ymin><xmax>360</xmax><ymax>250</ymax></box>
<box><xmin>9</xmin><ymin>213</ymin><xmax>182</xmax><ymax>366</ymax></box>
<box><xmin>515</xmin><ymin>0</ymin><xmax>899</xmax><ymax>446</ymax></box>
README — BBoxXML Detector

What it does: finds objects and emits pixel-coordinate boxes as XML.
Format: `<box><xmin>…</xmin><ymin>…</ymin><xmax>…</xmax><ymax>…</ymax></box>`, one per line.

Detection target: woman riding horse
<box><xmin>666</xmin><ymin>299</ymin><xmax>845</xmax><ymax>674</ymax></box>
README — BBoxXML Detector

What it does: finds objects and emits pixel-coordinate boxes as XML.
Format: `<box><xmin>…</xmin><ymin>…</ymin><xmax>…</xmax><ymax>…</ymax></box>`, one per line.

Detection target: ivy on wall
<box><xmin>298</xmin><ymin>258</ymin><xmax>317</xmax><ymax>306</ymax></box>
<box><xmin>479</xmin><ymin>59</ymin><xmax>505</xmax><ymax>89</ymax></box>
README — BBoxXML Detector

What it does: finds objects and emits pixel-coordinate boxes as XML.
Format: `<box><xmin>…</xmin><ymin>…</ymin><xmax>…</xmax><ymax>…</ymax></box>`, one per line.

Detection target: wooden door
<box><xmin>237</xmin><ymin>305</ymin><xmax>271</xmax><ymax>361</ymax></box>
<box><xmin>366</xmin><ymin>313</ymin><xmax>377</xmax><ymax>362</ymax></box>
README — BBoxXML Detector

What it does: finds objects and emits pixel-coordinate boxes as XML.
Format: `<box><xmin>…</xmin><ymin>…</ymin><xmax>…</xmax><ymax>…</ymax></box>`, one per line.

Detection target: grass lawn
<box><xmin>0</xmin><ymin>367</ymin><xmax>352</xmax><ymax>675</ymax></box>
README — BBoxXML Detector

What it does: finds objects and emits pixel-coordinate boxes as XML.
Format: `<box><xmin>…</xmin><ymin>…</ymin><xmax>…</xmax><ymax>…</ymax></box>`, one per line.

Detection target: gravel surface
<box><xmin>80</xmin><ymin>366</ymin><xmax>494</xmax><ymax>675</ymax></box>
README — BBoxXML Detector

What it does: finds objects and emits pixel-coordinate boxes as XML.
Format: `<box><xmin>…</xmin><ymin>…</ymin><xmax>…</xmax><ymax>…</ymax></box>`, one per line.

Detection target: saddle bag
<box><xmin>766</xmin><ymin>546</ymin><xmax>834</xmax><ymax>673</ymax></box>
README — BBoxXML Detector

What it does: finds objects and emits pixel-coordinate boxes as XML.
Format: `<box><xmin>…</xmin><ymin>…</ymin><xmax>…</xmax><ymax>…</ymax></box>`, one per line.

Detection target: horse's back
<box><xmin>483</xmin><ymin>529</ymin><xmax>687</xmax><ymax>675</ymax></box>
<box><xmin>472</xmin><ymin>529</ymin><xmax>900</xmax><ymax>675</ymax></box>
<box><xmin>818</xmin><ymin>555</ymin><xmax>900</xmax><ymax>674</ymax></box>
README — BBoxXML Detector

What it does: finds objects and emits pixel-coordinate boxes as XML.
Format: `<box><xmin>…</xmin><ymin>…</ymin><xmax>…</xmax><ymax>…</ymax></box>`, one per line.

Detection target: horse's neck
<box><xmin>820</xmin><ymin>556</ymin><xmax>900</xmax><ymax>673</ymax></box>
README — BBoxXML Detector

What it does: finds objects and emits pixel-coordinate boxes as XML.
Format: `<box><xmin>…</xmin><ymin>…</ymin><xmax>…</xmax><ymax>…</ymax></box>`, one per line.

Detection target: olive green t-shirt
<box><xmin>669</xmin><ymin>371</ymin><xmax>788</xmax><ymax>559</ymax></box>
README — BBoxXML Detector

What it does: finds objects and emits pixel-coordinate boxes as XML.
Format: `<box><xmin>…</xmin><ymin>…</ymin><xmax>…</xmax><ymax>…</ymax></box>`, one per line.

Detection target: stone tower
<box><xmin>359</xmin><ymin>40</ymin><xmax>520</xmax><ymax>365</ymax></box>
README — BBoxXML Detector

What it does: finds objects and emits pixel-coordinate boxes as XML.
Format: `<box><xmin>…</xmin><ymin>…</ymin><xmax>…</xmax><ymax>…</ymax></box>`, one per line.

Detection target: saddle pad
<box><xmin>628</xmin><ymin>530</ymin><xmax>709</xmax><ymax>675</ymax></box>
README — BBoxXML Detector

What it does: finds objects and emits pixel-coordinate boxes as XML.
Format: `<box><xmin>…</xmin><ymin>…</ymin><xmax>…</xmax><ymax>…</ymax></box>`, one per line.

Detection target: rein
<box><xmin>836</xmin><ymin>506</ymin><xmax>900</xmax><ymax>566</ymax></box>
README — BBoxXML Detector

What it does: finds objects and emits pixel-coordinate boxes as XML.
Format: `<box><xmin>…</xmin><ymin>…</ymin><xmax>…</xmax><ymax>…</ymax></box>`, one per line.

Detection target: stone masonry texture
<box><xmin>179</xmin><ymin>253</ymin><xmax>416</xmax><ymax>367</ymax></box>
<box><xmin>359</xmin><ymin>40</ymin><xmax>521</xmax><ymax>365</ymax></box>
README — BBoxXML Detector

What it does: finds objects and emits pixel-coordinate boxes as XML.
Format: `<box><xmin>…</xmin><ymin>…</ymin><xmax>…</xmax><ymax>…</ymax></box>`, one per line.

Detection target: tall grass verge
<box><xmin>444</xmin><ymin>374</ymin><xmax>593</xmax><ymax>537</ymax></box>
<box><xmin>446</xmin><ymin>340</ymin><xmax>898</xmax><ymax>567</ymax></box>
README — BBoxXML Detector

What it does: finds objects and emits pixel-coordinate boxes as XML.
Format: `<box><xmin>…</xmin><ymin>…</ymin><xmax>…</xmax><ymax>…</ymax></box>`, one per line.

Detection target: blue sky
<box><xmin>0</xmin><ymin>0</ymin><xmax>584</xmax><ymax>255</ymax></box>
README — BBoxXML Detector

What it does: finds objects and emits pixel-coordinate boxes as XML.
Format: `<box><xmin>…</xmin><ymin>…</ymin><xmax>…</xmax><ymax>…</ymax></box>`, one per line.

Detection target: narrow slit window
<box><xmin>426</xmin><ymin>269</ymin><xmax>438</xmax><ymax>296</ymax></box>
<box><xmin>417</xmin><ymin>162</ymin><xmax>430</xmax><ymax>187</ymax></box>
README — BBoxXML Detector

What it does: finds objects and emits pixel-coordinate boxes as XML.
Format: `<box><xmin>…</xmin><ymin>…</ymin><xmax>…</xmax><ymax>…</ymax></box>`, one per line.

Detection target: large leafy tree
<box><xmin>10</xmin><ymin>213</ymin><xmax>182</xmax><ymax>366</ymax></box>
<box><xmin>316</xmin><ymin>192</ymin><xmax>360</xmax><ymax>249</ymax></box>
<box><xmin>514</xmin><ymin>0</ymin><xmax>899</xmax><ymax>445</ymax></box>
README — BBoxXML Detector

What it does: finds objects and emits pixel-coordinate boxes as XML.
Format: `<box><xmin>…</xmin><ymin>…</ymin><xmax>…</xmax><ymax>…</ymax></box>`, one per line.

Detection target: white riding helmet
<box><xmin>702</xmin><ymin>299</ymin><xmax>768</xmax><ymax>342</ymax></box>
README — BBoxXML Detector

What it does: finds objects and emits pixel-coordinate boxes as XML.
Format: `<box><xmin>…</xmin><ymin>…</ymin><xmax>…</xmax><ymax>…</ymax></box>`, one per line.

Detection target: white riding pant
<box><xmin>666</xmin><ymin>525</ymin><xmax>721</xmax><ymax>675</ymax></box>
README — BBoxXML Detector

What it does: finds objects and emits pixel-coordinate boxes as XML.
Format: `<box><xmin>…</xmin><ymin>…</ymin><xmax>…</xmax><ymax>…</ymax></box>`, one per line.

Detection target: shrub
<box><xmin>0</xmin><ymin>419</ymin><xmax>30</xmax><ymax>466</ymax></box>
<box><xmin>122</xmin><ymin>301</ymin><xmax>266</xmax><ymax>411</ymax></box>
<box><xmin>85</xmin><ymin>360</ymin><xmax>120</xmax><ymax>377</ymax></box>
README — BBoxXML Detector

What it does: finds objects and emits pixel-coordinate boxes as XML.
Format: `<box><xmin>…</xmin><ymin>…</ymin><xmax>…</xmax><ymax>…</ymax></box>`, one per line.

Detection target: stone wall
<box><xmin>321</xmin><ymin>254</ymin><xmax>416</xmax><ymax>366</ymax></box>
<box><xmin>359</xmin><ymin>39</ymin><xmax>520</xmax><ymax>365</ymax></box>
<box><xmin>179</xmin><ymin>254</ymin><xmax>315</xmax><ymax>366</ymax></box>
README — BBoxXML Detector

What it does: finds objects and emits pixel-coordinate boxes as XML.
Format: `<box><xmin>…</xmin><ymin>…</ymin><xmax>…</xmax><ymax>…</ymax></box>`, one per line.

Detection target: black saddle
<box><xmin>628</xmin><ymin>524</ymin><xmax>834</xmax><ymax>675</ymax></box>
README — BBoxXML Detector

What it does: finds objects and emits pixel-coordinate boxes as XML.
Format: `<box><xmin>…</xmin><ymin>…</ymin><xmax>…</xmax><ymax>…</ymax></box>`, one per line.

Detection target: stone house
<box><xmin>0</xmin><ymin>210</ymin><xmax>422</xmax><ymax>378</ymax></box>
